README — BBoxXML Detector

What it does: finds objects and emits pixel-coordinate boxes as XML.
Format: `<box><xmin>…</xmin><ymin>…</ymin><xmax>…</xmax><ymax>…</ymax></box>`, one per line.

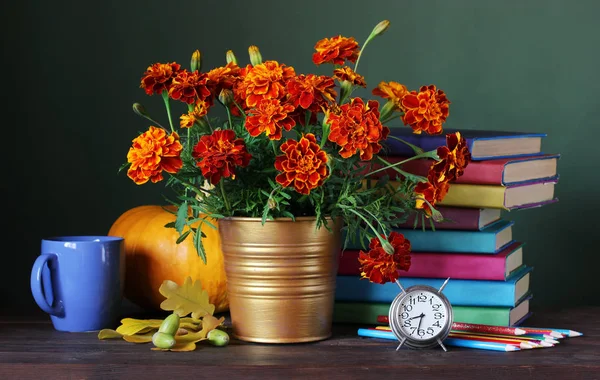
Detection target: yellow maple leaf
<box><xmin>159</xmin><ymin>276</ymin><xmax>216</xmax><ymax>319</ymax></box>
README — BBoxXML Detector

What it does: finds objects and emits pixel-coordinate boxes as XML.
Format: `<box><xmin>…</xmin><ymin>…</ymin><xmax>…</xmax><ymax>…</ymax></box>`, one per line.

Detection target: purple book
<box><xmin>383</xmin><ymin>127</ymin><xmax>547</xmax><ymax>160</ymax></box>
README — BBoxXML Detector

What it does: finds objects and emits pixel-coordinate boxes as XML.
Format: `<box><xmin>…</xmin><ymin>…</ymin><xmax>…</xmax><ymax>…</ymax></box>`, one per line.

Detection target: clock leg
<box><xmin>396</xmin><ymin>337</ymin><xmax>407</xmax><ymax>351</ymax></box>
<box><xmin>437</xmin><ymin>338</ymin><xmax>448</xmax><ymax>352</ymax></box>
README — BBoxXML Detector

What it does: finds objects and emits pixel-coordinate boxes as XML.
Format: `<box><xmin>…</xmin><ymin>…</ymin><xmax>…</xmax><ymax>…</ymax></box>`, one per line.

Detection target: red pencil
<box><xmin>376</xmin><ymin>316</ymin><xmax>527</xmax><ymax>336</ymax></box>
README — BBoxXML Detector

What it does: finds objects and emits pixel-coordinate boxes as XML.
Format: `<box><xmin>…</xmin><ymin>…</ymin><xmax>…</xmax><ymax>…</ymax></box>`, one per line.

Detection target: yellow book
<box><xmin>363</xmin><ymin>179</ymin><xmax>558</xmax><ymax>210</ymax></box>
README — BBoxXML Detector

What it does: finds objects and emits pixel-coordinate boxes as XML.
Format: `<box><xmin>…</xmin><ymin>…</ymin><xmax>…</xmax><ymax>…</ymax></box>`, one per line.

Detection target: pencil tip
<box><xmin>550</xmin><ymin>332</ymin><xmax>565</xmax><ymax>338</ymax></box>
<box><xmin>570</xmin><ymin>331</ymin><xmax>583</xmax><ymax>337</ymax></box>
<box><xmin>506</xmin><ymin>345</ymin><xmax>520</xmax><ymax>351</ymax></box>
<box><xmin>514</xmin><ymin>328</ymin><xmax>526</xmax><ymax>335</ymax></box>
<box><xmin>540</xmin><ymin>341</ymin><xmax>554</xmax><ymax>347</ymax></box>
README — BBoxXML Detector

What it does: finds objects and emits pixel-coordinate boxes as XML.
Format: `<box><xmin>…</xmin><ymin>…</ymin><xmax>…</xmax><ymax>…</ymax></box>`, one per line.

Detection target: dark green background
<box><xmin>4</xmin><ymin>0</ymin><xmax>599</xmax><ymax>315</ymax></box>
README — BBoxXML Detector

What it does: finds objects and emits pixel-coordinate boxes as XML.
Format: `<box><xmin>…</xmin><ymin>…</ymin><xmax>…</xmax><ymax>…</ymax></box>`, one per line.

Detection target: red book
<box><xmin>338</xmin><ymin>241</ymin><xmax>524</xmax><ymax>281</ymax></box>
<box><xmin>399</xmin><ymin>206</ymin><xmax>501</xmax><ymax>230</ymax></box>
<box><xmin>368</xmin><ymin>154</ymin><xmax>559</xmax><ymax>186</ymax></box>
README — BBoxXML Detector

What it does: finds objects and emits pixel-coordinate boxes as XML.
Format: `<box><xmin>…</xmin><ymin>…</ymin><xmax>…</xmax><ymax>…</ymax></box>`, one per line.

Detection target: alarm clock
<box><xmin>388</xmin><ymin>278</ymin><xmax>453</xmax><ymax>351</ymax></box>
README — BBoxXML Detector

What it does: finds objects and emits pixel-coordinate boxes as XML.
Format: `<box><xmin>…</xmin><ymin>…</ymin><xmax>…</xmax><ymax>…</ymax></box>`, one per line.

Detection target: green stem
<box><xmin>219</xmin><ymin>181</ymin><xmax>231</xmax><ymax>213</ymax></box>
<box><xmin>386</xmin><ymin>135</ymin><xmax>425</xmax><ymax>155</ymax></box>
<box><xmin>346</xmin><ymin>208</ymin><xmax>392</xmax><ymax>253</ymax></box>
<box><xmin>365</xmin><ymin>152</ymin><xmax>437</xmax><ymax>178</ymax></box>
<box><xmin>161</xmin><ymin>91</ymin><xmax>175</xmax><ymax>133</ymax></box>
<box><xmin>225</xmin><ymin>104</ymin><xmax>233</xmax><ymax>130</ymax></box>
<box><xmin>204</xmin><ymin>116</ymin><xmax>214</xmax><ymax>132</ymax></box>
<box><xmin>381</xmin><ymin>114</ymin><xmax>400</xmax><ymax>125</ymax></box>
<box><xmin>271</xmin><ymin>140</ymin><xmax>278</xmax><ymax>156</ymax></box>
<box><xmin>171</xmin><ymin>175</ymin><xmax>210</xmax><ymax>198</ymax></box>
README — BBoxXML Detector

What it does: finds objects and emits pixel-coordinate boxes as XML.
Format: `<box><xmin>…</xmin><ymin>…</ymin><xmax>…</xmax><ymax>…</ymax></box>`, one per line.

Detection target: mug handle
<box><xmin>30</xmin><ymin>254</ymin><xmax>62</xmax><ymax>315</ymax></box>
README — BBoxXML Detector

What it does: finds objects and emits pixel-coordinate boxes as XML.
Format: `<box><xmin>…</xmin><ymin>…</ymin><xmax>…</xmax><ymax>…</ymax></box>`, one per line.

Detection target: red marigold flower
<box><xmin>245</xmin><ymin>98</ymin><xmax>296</xmax><ymax>140</ymax></box>
<box><xmin>326</xmin><ymin>98</ymin><xmax>390</xmax><ymax>161</ymax></box>
<box><xmin>274</xmin><ymin>133</ymin><xmax>329</xmax><ymax>195</ymax></box>
<box><xmin>168</xmin><ymin>70</ymin><xmax>212</xmax><ymax>105</ymax></box>
<box><xmin>401</xmin><ymin>85</ymin><xmax>450</xmax><ymax>135</ymax></box>
<box><xmin>126</xmin><ymin>126</ymin><xmax>183</xmax><ymax>185</ymax></box>
<box><xmin>333</xmin><ymin>66</ymin><xmax>366</xmax><ymax>88</ymax></box>
<box><xmin>371</xmin><ymin>81</ymin><xmax>409</xmax><ymax>109</ymax></box>
<box><xmin>431</xmin><ymin>131</ymin><xmax>471</xmax><ymax>182</ymax></box>
<box><xmin>179</xmin><ymin>100</ymin><xmax>210</xmax><ymax>129</ymax></box>
<box><xmin>312</xmin><ymin>35</ymin><xmax>359</xmax><ymax>66</ymax></box>
<box><xmin>358</xmin><ymin>232</ymin><xmax>411</xmax><ymax>284</ymax></box>
<box><xmin>239</xmin><ymin>60</ymin><xmax>296</xmax><ymax>108</ymax></box>
<box><xmin>140</xmin><ymin>62</ymin><xmax>181</xmax><ymax>96</ymax></box>
<box><xmin>192</xmin><ymin>129</ymin><xmax>252</xmax><ymax>185</ymax></box>
<box><xmin>286</xmin><ymin>74</ymin><xmax>337</xmax><ymax>112</ymax></box>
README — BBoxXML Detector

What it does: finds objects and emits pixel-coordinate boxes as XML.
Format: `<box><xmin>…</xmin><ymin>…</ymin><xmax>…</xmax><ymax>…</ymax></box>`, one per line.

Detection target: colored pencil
<box><xmin>521</xmin><ymin>327</ymin><xmax>583</xmax><ymax>337</ymax></box>
<box><xmin>357</xmin><ymin>328</ymin><xmax>520</xmax><ymax>351</ymax></box>
<box><xmin>376</xmin><ymin>316</ymin><xmax>528</xmax><ymax>337</ymax></box>
<box><xmin>517</xmin><ymin>327</ymin><xmax>565</xmax><ymax>338</ymax></box>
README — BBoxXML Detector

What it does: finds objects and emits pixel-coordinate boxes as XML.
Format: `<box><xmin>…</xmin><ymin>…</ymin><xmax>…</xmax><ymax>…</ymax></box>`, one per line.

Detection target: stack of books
<box><xmin>334</xmin><ymin>128</ymin><xmax>560</xmax><ymax>327</ymax></box>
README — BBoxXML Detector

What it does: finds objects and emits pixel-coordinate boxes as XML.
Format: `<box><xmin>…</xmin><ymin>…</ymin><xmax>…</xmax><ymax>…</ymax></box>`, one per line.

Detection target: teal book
<box><xmin>343</xmin><ymin>219</ymin><xmax>514</xmax><ymax>254</ymax></box>
<box><xmin>335</xmin><ymin>266</ymin><xmax>532</xmax><ymax>307</ymax></box>
<box><xmin>333</xmin><ymin>296</ymin><xmax>532</xmax><ymax>326</ymax></box>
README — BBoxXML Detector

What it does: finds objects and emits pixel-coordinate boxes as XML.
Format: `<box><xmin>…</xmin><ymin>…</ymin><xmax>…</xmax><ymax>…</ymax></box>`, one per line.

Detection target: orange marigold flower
<box><xmin>169</xmin><ymin>70</ymin><xmax>211</xmax><ymax>105</ymax></box>
<box><xmin>401</xmin><ymin>85</ymin><xmax>450</xmax><ymax>135</ymax></box>
<box><xmin>333</xmin><ymin>66</ymin><xmax>366</xmax><ymax>88</ymax></box>
<box><xmin>326</xmin><ymin>98</ymin><xmax>390</xmax><ymax>161</ymax></box>
<box><xmin>286</xmin><ymin>74</ymin><xmax>337</xmax><ymax>112</ymax></box>
<box><xmin>126</xmin><ymin>126</ymin><xmax>183</xmax><ymax>185</ymax></box>
<box><xmin>192</xmin><ymin>129</ymin><xmax>251</xmax><ymax>185</ymax></box>
<box><xmin>431</xmin><ymin>132</ymin><xmax>471</xmax><ymax>182</ymax></box>
<box><xmin>179</xmin><ymin>100</ymin><xmax>210</xmax><ymax>129</ymax></box>
<box><xmin>274</xmin><ymin>133</ymin><xmax>329</xmax><ymax>195</ymax></box>
<box><xmin>140</xmin><ymin>62</ymin><xmax>181</xmax><ymax>96</ymax></box>
<box><xmin>358</xmin><ymin>232</ymin><xmax>411</xmax><ymax>284</ymax></box>
<box><xmin>414</xmin><ymin>171</ymin><xmax>450</xmax><ymax>216</ymax></box>
<box><xmin>371</xmin><ymin>81</ymin><xmax>409</xmax><ymax>109</ymax></box>
<box><xmin>239</xmin><ymin>60</ymin><xmax>296</xmax><ymax>108</ymax></box>
<box><xmin>245</xmin><ymin>98</ymin><xmax>296</xmax><ymax>140</ymax></box>
<box><xmin>207</xmin><ymin>62</ymin><xmax>241</xmax><ymax>96</ymax></box>
<box><xmin>312</xmin><ymin>35</ymin><xmax>359</xmax><ymax>66</ymax></box>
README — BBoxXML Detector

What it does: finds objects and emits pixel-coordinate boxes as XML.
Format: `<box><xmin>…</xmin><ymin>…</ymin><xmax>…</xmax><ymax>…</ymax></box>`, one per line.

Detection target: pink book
<box><xmin>338</xmin><ymin>241</ymin><xmax>525</xmax><ymax>281</ymax></box>
<box><xmin>368</xmin><ymin>154</ymin><xmax>559</xmax><ymax>185</ymax></box>
<box><xmin>399</xmin><ymin>206</ymin><xmax>502</xmax><ymax>230</ymax></box>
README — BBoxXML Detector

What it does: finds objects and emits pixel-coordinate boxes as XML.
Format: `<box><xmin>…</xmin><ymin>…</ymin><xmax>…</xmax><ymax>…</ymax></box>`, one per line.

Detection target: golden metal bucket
<box><xmin>218</xmin><ymin>216</ymin><xmax>342</xmax><ymax>343</ymax></box>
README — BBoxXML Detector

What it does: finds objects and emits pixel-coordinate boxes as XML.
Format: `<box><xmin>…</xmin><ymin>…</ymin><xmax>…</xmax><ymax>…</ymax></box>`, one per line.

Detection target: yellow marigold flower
<box><xmin>127</xmin><ymin>126</ymin><xmax>183</xmax><ymax>184</ymax></box>
<box><xmin>371</xmin><ymin>81</ymin><xmax>409</xmax><ymax>109</ymax></box>
<box><xmin>179</xmin><ymin>100</ymin><xmax>209</xmax><ymax>128</ymax></box>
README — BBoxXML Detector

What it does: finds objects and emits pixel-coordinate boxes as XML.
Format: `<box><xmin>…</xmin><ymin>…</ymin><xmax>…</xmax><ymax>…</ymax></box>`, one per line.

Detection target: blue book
<box><xmin>335</xmin><ymin>266</ymin><xmax>532</xmax><ymax>307</ymax></box>
<box><xmin>343</xmin><ymin>219</ymin><xmax>514</xmax><ymax>254</ymax></box>
<box><xmin>383</xmin><ymin>127</ymin><xmax>546</xmax><ymax>160</ymax></box>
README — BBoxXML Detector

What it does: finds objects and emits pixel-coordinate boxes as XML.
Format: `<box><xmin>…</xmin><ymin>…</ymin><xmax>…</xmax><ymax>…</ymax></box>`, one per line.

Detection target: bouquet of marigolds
<box><xmin>122</xmin><ymin>20</ymin><xmax>471</xmax><ymax>285</ymax></box>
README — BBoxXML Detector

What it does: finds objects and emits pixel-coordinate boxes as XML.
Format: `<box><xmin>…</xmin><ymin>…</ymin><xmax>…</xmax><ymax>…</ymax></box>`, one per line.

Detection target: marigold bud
<box><xmin>191</xmin><ymin>49</ymin><xmax>202</xmax><ymax>72</ymax></box>
<box><xmin>372</xmin><ymin>20</ymin><xmax>390</xmax><ymax>37</ymax></box>
<box><xmin>132</xmin><ymin>103</ymin><xmax>148</xmax><ymax>118</ymax></box>
<box><xmin>248</xmin><ymin>45</ymin><xmax>263</xmax><ymax>66</ymax></box>
<box><xmin>226</xmin><ymin>50</ymin><xmax>238</xmax><ymax>65</ymax></box>
<box><xmin>218</xmin><ymin>89</ymin><xmax>234</xmax><ymax>105</ymax></box>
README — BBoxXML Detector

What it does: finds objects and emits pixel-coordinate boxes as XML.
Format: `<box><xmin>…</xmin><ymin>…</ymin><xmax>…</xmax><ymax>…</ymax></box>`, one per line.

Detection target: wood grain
<box><xmin>0</xmin><ymin>307</ymin><xmax>598</xmax><ymax>379</ymax></box>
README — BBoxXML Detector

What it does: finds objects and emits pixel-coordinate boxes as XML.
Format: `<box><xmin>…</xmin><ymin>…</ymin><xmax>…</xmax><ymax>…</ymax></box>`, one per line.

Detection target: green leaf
<box><xmin>175</xmin><ymin>202</ymin><xmax>188</xmax><ymax>234</ymax></box>
<box><xmin>176</xmin><ymin>230</ymin><xmax>191</xmax><ymax>244</ymax></box>
<box><xmin>193</xmin><ymin>229</ymin><xmax>207</xmax><ymax>264</ymax></box>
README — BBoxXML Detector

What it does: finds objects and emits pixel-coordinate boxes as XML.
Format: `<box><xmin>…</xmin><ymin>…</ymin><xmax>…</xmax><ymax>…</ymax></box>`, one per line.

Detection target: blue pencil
<box><xmin>357</xmin><ymin>329</ymin><xmax>520</xmax><ymax>352</ymax></box>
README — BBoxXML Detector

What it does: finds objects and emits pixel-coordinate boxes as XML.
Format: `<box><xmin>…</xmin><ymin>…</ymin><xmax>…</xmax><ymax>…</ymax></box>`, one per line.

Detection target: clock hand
<box><xmin>407</xmin><ymin>313</ymin><xmax>426</xmax><ymax>321</ymax></box>
<box><xmin>417</xmin><ymin>313</ymin><xmax>424</xmax><ymax>332</ymax></box>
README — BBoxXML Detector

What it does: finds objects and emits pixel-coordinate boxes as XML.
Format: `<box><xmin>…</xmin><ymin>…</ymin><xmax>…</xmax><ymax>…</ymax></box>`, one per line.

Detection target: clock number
<box><xmin>433</xmin><ymin>321</ymin><xmax>442</xmax><ymax>328</ymax></box>
<box><xmin>417</xmin><ymin>294</ymin><xmax>427</xmax><ymax>303</ymax></box>
<box><xmin>434</xmin><ymin>312</ymin><xmax>444</xmax><ymax>320</ymax></box>
<box><xmin>403</xmin><ymin>305</ymin><xmax>413</xmax><ymax>312</ymax></box>
<box><xmin>429</xmin><ymin>296</ymin><xmax>435</xmax><ymax>305</ymax></box>
<box><xmin>417</xmin><ymin>329</ymin><xmax>425</xmax><ymax>337</ymax></box>
<box><xmin>427</xmin><ymin>327</ymin><xmax>435</xmax><ymax>335</ymax></box>
<box><xmin>432</xmin><ymin>304</ymin><xmax>441</xmax><ymax>311</ymax></box>
<box><xmin>409</xmin><ymin>326</ymin><xmax>417</xmax><ymax>335</ymax></box>
<box><xmin>400</xmin><ymin>312</ymin><xmax>409</xmax><ymax>319</ymax></box>
<box><xmin>403</xmin><ymin>320</ymin><xmax>412</xmax><ymax>328</ymax></box>
<box><xmin>409</xmin><ymin>296</ymin><xmax>416</xmax><ymax>305</ymax></box>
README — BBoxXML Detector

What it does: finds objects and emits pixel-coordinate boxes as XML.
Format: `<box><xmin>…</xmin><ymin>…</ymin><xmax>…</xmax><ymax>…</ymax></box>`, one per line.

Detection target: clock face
<box><xmin>395</xmin><ymin>289</ymin><xmax>450</xmax><ymax>341</ymax></box>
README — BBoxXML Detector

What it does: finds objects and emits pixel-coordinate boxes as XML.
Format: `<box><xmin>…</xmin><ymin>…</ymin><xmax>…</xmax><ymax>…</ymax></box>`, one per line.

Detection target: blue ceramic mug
<box><xmin>30</xmin><ymin>236</ymin><xmax>125</xmax><ymax>332</ymax></box>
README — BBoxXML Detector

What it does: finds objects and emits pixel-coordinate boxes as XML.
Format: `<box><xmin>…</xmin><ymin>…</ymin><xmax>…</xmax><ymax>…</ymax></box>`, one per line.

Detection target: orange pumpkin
<box><xmin>108</xmin><ymin>205</ymin><xmax>228</xmax><ymax>313</ymax></box>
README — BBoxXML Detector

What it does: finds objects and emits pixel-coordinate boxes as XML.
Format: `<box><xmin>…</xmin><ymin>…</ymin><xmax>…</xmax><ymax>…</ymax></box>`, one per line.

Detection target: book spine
<box><xmin>439</xmin><ymin>183</ymin><xmax>507</xmax><ymax>209</ymax></box>
<box><xmin>338</xmin><ymin>250</ymin><xmax>508</xmax><ymax>280</ymax></box>
<box><xmin>398</xmin><ymin>206</ymin><xmax>485</xmax><ymax>230</ymax></box>
<box><xmin>334</xmin><ymin>275</ymin><xmax>519</xmax><ymax>306</ymax></box>
<box><xmin>333</xmin><ymin>302</ymin><xmax>511</xmax><ymax>326</ymax></box>
<box><xmin>373</xmin><ymin>157</ymin><xmax>506</xmax><ymax>185</ymax></box>
<box><xmin>392</xmin><ymin>227</ymin><xmax>499</xmax><ymax>253</ymax></box>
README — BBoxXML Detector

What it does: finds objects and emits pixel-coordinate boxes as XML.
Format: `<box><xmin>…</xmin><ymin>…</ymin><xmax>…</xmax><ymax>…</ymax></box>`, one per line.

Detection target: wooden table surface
<box><xmin>1</xmin><ymin>306</ymin><xmax>598</xmax><ymax>380</ymax></box>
